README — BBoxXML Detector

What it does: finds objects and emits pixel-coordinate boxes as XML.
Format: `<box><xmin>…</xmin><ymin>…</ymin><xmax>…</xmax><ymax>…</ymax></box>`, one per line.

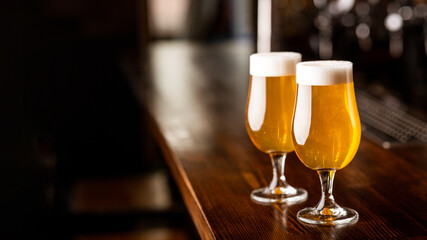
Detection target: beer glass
<box><xmin>246</xmin><ymin>52</ymin><xmax>307</xmax><ymax>204</ymax></box>
<box><xmin>292</xmin><ymin>61</ymin><xmax>361</xmax><ymax>225</ymax></box>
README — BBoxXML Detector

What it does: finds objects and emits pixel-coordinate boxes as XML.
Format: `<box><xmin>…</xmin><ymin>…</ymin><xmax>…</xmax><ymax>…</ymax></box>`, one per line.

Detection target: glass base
<box><xmin>297</xmin><ymin>206</ymin><xmax>359</xmax><ymax>226</ymax></box>
<box><xmin>251</xmin><ymin>186</ymin><xmax>308</xmax><ymax>204</ymax></box>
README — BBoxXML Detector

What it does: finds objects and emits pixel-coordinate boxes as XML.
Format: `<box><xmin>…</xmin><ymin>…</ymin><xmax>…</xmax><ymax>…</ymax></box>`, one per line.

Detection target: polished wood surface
<box><xmin>131</xmin><ymin>40</ymin><xmax>427</xmax><ymax>239</ymax></box>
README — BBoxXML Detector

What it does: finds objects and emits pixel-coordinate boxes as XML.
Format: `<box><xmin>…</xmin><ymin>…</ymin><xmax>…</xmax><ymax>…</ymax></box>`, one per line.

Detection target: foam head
<box><xmin>250</xmin><ymin>52</ymin><xmax>301</xmax><ymax>77</ymax></box>
<box><xmin>296</xmin><ymin>61</ymin><xmax>353</xmax><ymax>86</ymax></box>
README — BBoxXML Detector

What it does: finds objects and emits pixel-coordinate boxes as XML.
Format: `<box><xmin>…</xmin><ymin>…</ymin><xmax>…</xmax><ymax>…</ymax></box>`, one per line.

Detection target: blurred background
<box><xmin>1</xmin><ymin>0</ymin><xmax>426</xmax><ymax>239</ymax></box>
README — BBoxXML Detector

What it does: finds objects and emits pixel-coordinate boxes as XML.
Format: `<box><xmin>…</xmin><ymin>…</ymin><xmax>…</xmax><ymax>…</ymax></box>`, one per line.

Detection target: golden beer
<box><xmin>246</xmin><ymin>52</ymin><xmax>307</xmax><ymax>204</ymax></box>
<box><xmin>292</xmin><ymin>82</ymin><xmax>361</xmax><ymax>170</ymax></box>
<box><xmin>246</xmin><ymin>75</ymin><xmax>296</xmax><ymax>153</ymax></box>
<box><xmin>293</xmin><ymin>60</ymin><xmax>360</xmax><ymax>226</ymax></box>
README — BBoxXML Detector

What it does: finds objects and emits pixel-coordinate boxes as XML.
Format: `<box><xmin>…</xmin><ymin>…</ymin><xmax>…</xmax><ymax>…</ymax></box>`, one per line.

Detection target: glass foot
<box><xmin>297</xmin><ymin>206</ymin><xmax>359</xmax><ymax>226</ymax></box>
<box><xmin>251</xmin><ymin>186</ymin><xmax>307</xmax><ymax>204</ymax></box>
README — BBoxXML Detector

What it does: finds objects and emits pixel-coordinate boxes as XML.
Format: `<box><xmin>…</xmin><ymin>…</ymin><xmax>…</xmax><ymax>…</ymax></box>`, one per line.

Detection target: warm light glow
<box><xmin>414</xmin><ymin>3</ymin><xmax>427</xmax><ymax>19</ymax></box>
<box><xmin>387</xmin><ymin>2</ymin><xmax>400</xmax><ymax>14</ymax></box>
<box><xmin>400</xmin><ymin>6</ymin><xmax>414</xmax><ymax>21</ymax></box>
<box><xmin>356</xmin><ymin>23</ymin><xmax>370</xmax><ymax>39</ymax></box>
<box><xmin>385</xmin><ymin>13</ymin><xmax>403</xmax><ymax>32</ymax></box>
<box><xmin>313</xmin><ymin>0</ymin><xmax>327</xmax><ymax>9</ymax></box>
<box><xmin>355</xmin><ymin>2</ymin><xmax>370</xmax><ymax>16</ymax></box>
<box><xmin>147</xmin><ymin>0</ymin><xmax>189</xmax><ymax>37</ymax></box>
<box><xmin>328</xmin><ymin>0</ymin><xmax>355</xmax><ymax>15</ymax></box>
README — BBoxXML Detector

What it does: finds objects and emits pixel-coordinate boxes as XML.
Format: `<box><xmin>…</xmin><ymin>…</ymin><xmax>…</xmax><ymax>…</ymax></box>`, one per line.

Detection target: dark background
<box><xmin>0</xmin><ymin>0</ymin><xmax>155</xmax><ymax>238</ymax></box>
<box><xmin>0</xmin><ymin>0</ymin><xmax>425</xmax><ymax>238</ymax></box>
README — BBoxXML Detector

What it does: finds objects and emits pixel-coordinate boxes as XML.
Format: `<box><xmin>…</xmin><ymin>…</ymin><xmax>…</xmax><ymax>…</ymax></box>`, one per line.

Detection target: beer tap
<box><xmin>354</xmin><ymin>0</ymin><xmax>379</xmax><ymax>52</ymax></box>
<box><xmin>413</xmin><ymin>3</ymin><xmax>427</xmax><ymax>55</ymax></box>
<box><xmin>385</xmin><ymin>1</ymin><xmax>404</xmax><ymax>58</ymax></box>
<box><xmin>313</xmin><ymin>0</ymin><xmax>355</xmax><ymax>59</ymax></box>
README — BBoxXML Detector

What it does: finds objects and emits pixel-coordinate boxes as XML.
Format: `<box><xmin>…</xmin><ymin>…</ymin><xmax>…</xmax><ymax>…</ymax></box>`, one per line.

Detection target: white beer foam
<box><xmin>296</xmin><ymin>61</ymin><xmax>353</xmax><ymax>86</ymax></box>
<box><xmin>250</xmin><ymin>52</ymin><xmax>301</xmax><ymax>77</ymax></box>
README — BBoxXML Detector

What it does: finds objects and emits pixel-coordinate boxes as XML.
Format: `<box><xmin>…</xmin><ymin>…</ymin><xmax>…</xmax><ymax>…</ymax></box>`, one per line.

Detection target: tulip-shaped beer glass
<box><xmin>246</xmin><ymin>52</ymin><xmax>307</xmax><ymax>204</ymax></box>
<box><xmin>292</xmin><ymin>61</ymin><xmax>361</xmax><ymax>225</ymax></box>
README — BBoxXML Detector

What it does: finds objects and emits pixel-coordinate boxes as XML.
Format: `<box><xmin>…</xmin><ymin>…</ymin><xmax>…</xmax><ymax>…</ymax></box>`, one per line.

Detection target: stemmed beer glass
<box><xmin>245</xmin><ymin>52</ymin><xmax>307</xmax><ymax>204</ymax></box>
<box><xmin>292</xmin><ymin>61</ymin><xmax>361</xmax><ymax>225</ymax></box>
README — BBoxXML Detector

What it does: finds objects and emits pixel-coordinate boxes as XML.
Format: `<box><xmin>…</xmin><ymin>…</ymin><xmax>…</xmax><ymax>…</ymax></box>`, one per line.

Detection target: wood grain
<box><xmin>130</xmin><ymin>40</ymin><xmax>427</xmax><ymax>239</ymax></box>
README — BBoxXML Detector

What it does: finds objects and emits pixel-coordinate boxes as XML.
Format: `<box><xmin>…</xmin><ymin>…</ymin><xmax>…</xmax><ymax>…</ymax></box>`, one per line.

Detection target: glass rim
<box><xmin>250</xmin><ymin>52</ymin><xmax>301</xmax><ymax>77</ymax></box>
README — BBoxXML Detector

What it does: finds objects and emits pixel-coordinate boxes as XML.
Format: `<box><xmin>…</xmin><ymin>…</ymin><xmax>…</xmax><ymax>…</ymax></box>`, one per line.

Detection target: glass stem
<box><xmin>316</xmin><ymin>170</ymin><xmax>339</xmax><ymax>214</ymax></box>
<box><xmin>267</xmin><ymin>152</ymin><xmax>289</xmax><ymax>191</ymax></box>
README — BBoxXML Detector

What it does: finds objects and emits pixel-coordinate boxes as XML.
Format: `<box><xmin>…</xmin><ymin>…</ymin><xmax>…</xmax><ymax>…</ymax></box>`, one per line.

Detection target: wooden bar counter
<box><xmin>130</xmin><ymin>40</ymin><xmax>427</xmax><ymax>239</ymax></box>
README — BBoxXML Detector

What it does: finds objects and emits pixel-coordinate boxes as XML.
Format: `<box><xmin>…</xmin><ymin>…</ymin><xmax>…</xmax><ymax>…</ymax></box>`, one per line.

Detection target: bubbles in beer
<box><xmin>292</xmin><ymin>60</ymin><xmax>361</xmax><ymax>170</ymax></box>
